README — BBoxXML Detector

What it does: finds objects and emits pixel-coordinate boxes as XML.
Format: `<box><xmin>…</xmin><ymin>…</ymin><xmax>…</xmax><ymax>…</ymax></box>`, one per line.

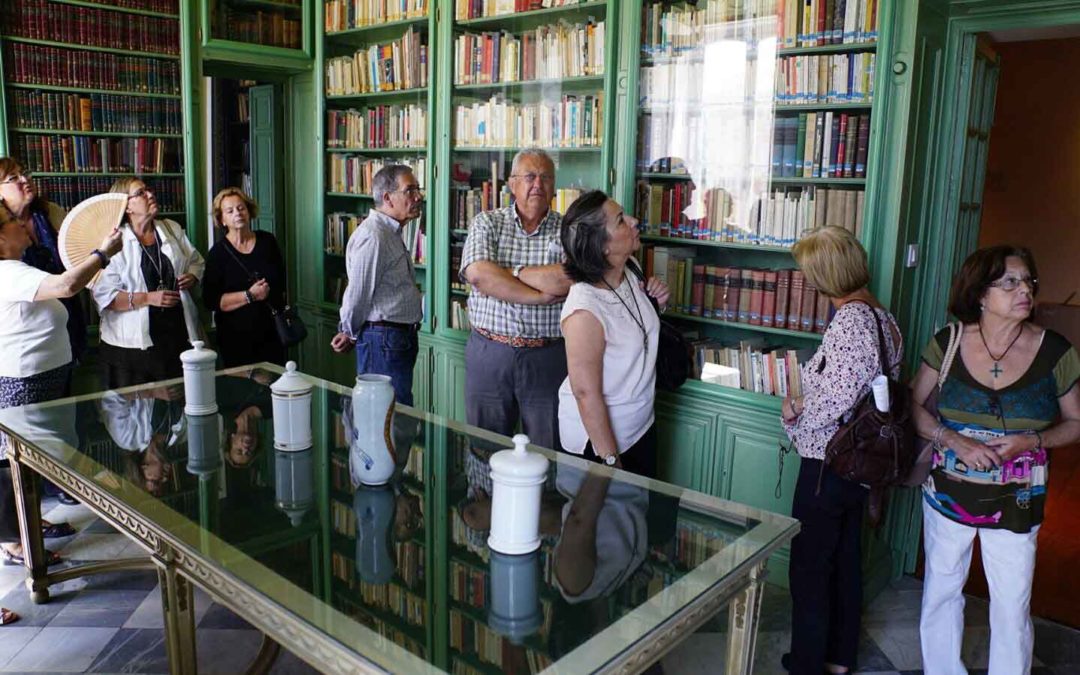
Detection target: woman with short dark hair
<box><xmin>556</xmin><ymin>191</ymin><xmax>669</xmax><ymax>477</ymax></box>
<box><xmin>912</xmin><ymin>245</ymin><xmax>1080</xmax><ymax>673</ymax></box>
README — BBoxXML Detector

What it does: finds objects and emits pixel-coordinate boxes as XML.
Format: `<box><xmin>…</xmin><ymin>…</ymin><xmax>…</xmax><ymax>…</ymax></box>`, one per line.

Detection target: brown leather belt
<box><xmin>475</xmin><ymin>326</ymin><xmax>561</xmax><ymax>349</ymax></box>
<box><xmin>363</xmin><ymin>320</ymin><xmax>419</xmax><ymax>332</ymax></box>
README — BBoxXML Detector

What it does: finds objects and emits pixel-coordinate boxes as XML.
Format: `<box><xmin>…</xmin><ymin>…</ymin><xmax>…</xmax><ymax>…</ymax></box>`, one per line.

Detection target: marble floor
<box><xmin>1</xmin><ymin>497</ymin><xmax>1078</xmax><ymax>674</ymax></box>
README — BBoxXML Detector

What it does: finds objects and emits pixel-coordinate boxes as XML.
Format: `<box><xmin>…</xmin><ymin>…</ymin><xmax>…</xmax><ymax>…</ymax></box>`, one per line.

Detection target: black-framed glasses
<box><xmin>1</xmin><ymin>172</ymin><xmax>32</xmax><ymax>185</ymax></box>
<box><xmin>392</xmin><ymin>186</ymin><xmax>425</xmax><ymax>197</ymax></box>
<box><xmin>128</xmin><ymin>187</ymin><xmax>154</xmax><ymax>199</ymax></box>
<box><xmin>510</xmin><ymin>172</ymin><xmax>555</xmax><ymax>185</ymax></box>
<box><xmin>989</xmin><ymin>276</ymin><xmax>1038</xmax><ymax>293</ymax></box>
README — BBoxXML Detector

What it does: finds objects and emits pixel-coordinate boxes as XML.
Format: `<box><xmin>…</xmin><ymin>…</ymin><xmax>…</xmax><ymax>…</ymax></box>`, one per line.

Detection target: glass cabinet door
<box><xmin>632</xmin><ymin>0</ymin><xmax>877</xmax><ymax>398</ymax></box>
<box><xmin>204</xmin><ymin>0</ymin><xmax>311</xmax><ymax>60</ymax></box>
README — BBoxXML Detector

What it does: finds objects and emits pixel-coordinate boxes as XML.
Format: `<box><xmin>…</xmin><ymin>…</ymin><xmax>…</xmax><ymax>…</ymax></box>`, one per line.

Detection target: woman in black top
<box><xmin>203</xmin><ymin>188</ymin><xmax>287</xmax><ymax>367</ymax></box>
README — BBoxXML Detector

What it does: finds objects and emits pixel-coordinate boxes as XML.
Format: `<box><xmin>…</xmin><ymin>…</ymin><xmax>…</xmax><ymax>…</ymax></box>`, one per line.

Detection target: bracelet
<box><xmin>932</xmin><ymin>423</ymin><xmax>946</xmax><ymax>446</ymax></box>
<box><xmin>89</xmin><ymin>249</ymin><xmax>109</xmax><ymax>266</ymax></box>
<box><xmin>244</xmin><ymin>290</ymin><xmax>254</xmax><ymax>305</ymax></box>
<box><xmin>127</xmin><ymin>291</ymin><xmax>135</xmax><ymax>310</ymax></box>
<box><xmin>1033</xmin><ymin>430</ymin><xmax>1044</xmax><ymax>450</ymax></box>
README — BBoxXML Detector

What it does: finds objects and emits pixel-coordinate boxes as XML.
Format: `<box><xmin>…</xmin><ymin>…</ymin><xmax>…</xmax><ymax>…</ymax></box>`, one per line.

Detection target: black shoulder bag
<box><xmin>221</xmin><ymin>240</ymin><xmax>308</xmax><ymax>348</ymax></box>
<box><xmin>626</xmin><ymin>258</ymin><xmax>692</xmax><ymax>391</ymax></box>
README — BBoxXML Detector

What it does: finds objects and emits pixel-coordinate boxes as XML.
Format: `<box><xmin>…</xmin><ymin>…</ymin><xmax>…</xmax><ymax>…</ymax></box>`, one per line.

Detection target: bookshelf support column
<box><xmin>725</xmin><ymin>560</ymin><xmax>768</xmax><ymax>674</ymax></box>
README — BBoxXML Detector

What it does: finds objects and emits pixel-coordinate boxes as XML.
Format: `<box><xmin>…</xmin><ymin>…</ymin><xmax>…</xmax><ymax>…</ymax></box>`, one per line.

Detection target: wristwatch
<box><xmin>512</xmin><ymin>264</ymin><xmax>525</xmax><ymax>279</ymax></box>
<box><xmin>604</xmin><ymin>454</ymin><xmax>617</xmax><ymax>466</ymax></box>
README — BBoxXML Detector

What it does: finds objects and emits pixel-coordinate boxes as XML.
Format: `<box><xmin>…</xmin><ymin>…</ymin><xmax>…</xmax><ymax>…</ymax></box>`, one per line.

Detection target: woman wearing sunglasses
<box><xmin>911</xmin><ymin>246</ymin><xmax>1080</xmax><ymax>674</ymax></box>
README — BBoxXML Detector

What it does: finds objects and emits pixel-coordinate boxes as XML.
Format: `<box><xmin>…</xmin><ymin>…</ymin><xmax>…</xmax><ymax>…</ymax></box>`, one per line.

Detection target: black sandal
<box><xmin>42</xmin><ymin>521</ymin><xmax>77</xmax><ymax>538</ymax></box>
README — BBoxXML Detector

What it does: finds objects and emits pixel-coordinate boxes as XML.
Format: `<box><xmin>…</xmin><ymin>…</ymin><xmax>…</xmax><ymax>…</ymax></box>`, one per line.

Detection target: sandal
<box><xmin>41</xmin><ymin>521</ymin><xmax>76</xmax><ymax>538</ymax></box>
<box><xmin>0</xmin><ymin>546</ymin><xmax>62</xmax><ymax>567</ymax></box>
<box><xmin>0</xmin><ymin>608</ymin><xmax>19</xmax><ymax>625</ymax></box>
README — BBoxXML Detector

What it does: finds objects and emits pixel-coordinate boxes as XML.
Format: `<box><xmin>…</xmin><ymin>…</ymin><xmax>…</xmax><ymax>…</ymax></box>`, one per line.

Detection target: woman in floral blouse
<box><xmin>780</xmin><ymin>226</ymin><xmax>902</xmax><ymax>675</ymax></box>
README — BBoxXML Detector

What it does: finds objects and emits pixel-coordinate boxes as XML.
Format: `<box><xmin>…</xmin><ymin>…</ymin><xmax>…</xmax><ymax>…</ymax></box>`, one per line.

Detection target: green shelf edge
<box><xmin>325</xmin><ymin>147</ymin><xmax>428</xmax><ymax>154</ymax></box>
<box><xmin>45</xmin><ymin>0</ymin><xmax>178</xmax><ymax>19</ymax></box>
<box><xmin>665</xmin><ymin>311</ymin><xmax>825</xmax><ymax>342</ymax></box>
<box><xmin>31</xmin><ymin>171</ymin><xmax>185</xmax><ymax>177</ymax></box>
<box><xmin>454</xmin><ymin>0</ymin><xmax>607</xmax><ymax>28</ymax></box>
<box><xmin>640</xmin><ymin>234</ymin><xmax>793</xmax><ymax>254</ymax></box>
<box><xmin>774</xmin><ymin>102</ymin><xmax>874</xmax><ymax>112</ymax></box>
<box><xmin>777</xmin><ymin>41</ymin><xmax>878</xmax><ymax>57</ymax></box>
<box><xmin>6</xmin><ymin>82</ymin><xmax>181</xmax><ymax>99</ymax></box>
<box><xmin>452</xmin><ymin>145</ymin><xmax>600</xmax><ymax>153</ymax></box>
<box><xmin>2</xmin><ymin>36</ymin><xmax>181</xmax><ymax>61</ymax></box>
<box><xmin>452</xmin><ymin>74</ymin><xmax>604</xmax><ymax>92</ymax></box>
<box><xmin>326</xmin><ymin>87</ymin><xmax>430</xmax><ymax>102</ymax></box>
<box><xmin>325</xmin><ymin>15</ymin><xmax>429</xmax><ymax>39</ymax></box>
<box><xmin>11</xmin><ymin>128</ymin><xmax>181</xmax><ymax>139</ymax></box>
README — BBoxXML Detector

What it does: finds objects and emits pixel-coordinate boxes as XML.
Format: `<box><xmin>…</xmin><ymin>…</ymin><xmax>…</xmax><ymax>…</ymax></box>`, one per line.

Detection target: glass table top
<box><xmin>0</xmin><ymin>364</ymin><xmax>798</xmax><ymax>674</ymax></box>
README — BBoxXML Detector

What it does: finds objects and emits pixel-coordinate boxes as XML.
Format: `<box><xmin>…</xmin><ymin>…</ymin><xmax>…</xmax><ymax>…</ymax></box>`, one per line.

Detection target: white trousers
<box><xmin>920</xmin><ymin>500</ymin><xmax>1039</xmax><ymax>675</ymax></box>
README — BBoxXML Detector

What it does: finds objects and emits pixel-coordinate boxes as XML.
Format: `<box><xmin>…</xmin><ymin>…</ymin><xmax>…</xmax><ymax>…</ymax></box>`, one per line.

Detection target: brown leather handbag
<box><xmin>822</xmin><ymin>302</ymin><xmax>916</xmax><ymax>526</ymax></box>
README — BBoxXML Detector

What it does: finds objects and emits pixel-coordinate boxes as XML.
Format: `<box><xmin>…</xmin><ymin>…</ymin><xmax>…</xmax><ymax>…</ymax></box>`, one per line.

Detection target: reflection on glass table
<box><xmin>0</xmin><ymin>364</ymin><xmax>797</xmax><ymax>674</ymax></box>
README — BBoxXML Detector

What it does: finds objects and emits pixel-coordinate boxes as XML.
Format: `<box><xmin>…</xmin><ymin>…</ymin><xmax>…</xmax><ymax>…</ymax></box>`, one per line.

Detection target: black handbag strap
<box><xmin>220</xmin><ymin>236</ymin><xmax>286</xmax><ymax>313</ymax></box>
<box><xmin>843</xmin><ymin>299</ymin><xmax>895</xmax><ymax>377</ymax></box>
<box><xmin>625</xmin><ymin>257</ymin><xmax>662</xmax><ymax>316</ymax></box>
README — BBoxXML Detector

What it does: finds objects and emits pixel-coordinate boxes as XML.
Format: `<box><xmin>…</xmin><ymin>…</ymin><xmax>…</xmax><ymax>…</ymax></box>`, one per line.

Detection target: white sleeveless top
<box><xmin>557</xmin><ymin>273</ymin><xmax>659</xmax><ymax>455</ymax></box>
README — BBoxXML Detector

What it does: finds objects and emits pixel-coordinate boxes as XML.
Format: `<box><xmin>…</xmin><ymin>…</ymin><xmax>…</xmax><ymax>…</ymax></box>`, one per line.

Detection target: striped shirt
<box><xmin>338</xmin><ymin>209</ymin><xmax>423</xmax><ymax>339</ymax></box>
<box><xmin>458</xmin><ymin>205</ymin><xmax>564</xmax><ymax>338</ymax></box>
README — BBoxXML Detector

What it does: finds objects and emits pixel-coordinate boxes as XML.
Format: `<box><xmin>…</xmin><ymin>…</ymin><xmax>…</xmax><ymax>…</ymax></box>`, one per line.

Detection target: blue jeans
<box><xmin>356</xmin><ymin>325</ymin><xmax>418</xmax><ymax>406</ymax></box>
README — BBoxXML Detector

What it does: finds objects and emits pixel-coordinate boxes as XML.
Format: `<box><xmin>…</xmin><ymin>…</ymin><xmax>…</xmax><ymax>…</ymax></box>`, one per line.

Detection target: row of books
<box><xmin>324</xmin><ymin>0</ymin><xmax>427</xmax><ymax>33</ymax></box>
<box><xmin>221</xmin><ymin>9</ymin><xmax>302</xmax><ymax>50</ymax></box>
<box><xmin>454</xmin><ymin>0</ymin><xmax>585</xmax><ymax>21</ymax></box>
<box><xmin>326</xmin><ymin>155</ymin><xmax>428</xmax><ymax>196</ymax></box>
<box><xmin>451</xmin><ymin>298</ymin><xmax>472</xmax><ymax>331</ymax></box>
<box><xmin>775</xmin><ymin>52</ymin><xmax>876</xmax><ymax>104</ymax></box>
<box><xmin>452</xmin><ymin>182</ymin><xmax>512</xmax><ymax>229</ymax></box>
<box><xmin>3</xmin><ymin>0</ymin><xmax>180</xmax><ymax>55</ymax></box>
<box><xmin>692</xmin><ymin>338</ymin><xmax>812</xmax><ymax>398</ymax></box>
<box><xmin>772</xmin><ymin>112</ymin><xmax>870</xmax><ymax>179</ymax></box>
<box><xmin>454</xmin><ymin>93</ymin><xmax>604</xmax><ymax>148</ymax></box>
<box><xmin>324</xmin><ymin>27</ymin><xmax>429</xmax><ymax>96</ymax></box>
<box><xmin>326</xmin><ymin>105</ymin><xmax>429</xmax><ymax>149</ymax></box>
<box><xmin>325</xmin><ymin>210</ymin><xmax>427</xmax><ymax>263</ymax></box>
<box><xmin>81</xmin><ymin>0</ymin><xmax>177</xmax><ymax>11</ymax></box>
<box><xmin>5</xmin><ymin>44</ymin><xmax>182</xmax><ymax>94</ymax></box>
<box><xmin>453</xmin><ymin>19</ymin><xmax>605</xmax><ymax>85</ymax></box>
<box><xmin>336</xmin><ymin>594</ymin><xmax>427</xmax><ymax>658</ymax></box>
<box><xmin>14</xmin><ymin>134</ymin><xmax>182</xmax><ymax>175</ymax></box>
<box><xmin>777</xmin><ymin>0</ymin><xmax>879</xmax><ymax>48</ymax></box>
<box><xmin>329</xmin><ymin>552</ymin><xmax>427</xmax><ymax>623</ymax></box>
<box><xmin>35</xmin><ymin>175</ymin><xmax>184</xmax><ymax>212</ymax></box>
<box><xmin>8</xmin><ymin>90</ymin><xmax>182</xmax><ymax>135</ymax></box>
<box><xmin>450</xmin><ymin>609</ymin><xmax>552</xmax><ymax>671</ymax></box>
<box><xmin>642</xmin><ymin>249</ymin><xmax>830</xmax><ymax>333</ymax></box>
<box><xmin>640</xmin><ymin>0</ymin><xmax>781</xmax><ymax>57</ymax></box>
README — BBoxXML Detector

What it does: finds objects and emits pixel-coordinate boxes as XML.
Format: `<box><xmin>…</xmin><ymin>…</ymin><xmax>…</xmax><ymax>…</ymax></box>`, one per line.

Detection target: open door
<box><xmin>248</xmin><ymin>84</ymin><xmax>283</xmax><ymax>240</ymax></box>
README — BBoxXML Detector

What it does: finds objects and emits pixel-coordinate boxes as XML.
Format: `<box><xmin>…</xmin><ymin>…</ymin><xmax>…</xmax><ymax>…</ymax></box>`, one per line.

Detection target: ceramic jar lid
<box><xmin>490</xmin><ymin>434</ymin><xmax>549</xmax><ymax>484</ymax></box>
<box><xmin>180</xmin><ymin>340</ymin><xmax>216</xmax><ymax>366</ymax></box>
<box><xmin>271</xmin><ymin>361</ymin><xmax>312</xmax><ymax>397</ymax></box>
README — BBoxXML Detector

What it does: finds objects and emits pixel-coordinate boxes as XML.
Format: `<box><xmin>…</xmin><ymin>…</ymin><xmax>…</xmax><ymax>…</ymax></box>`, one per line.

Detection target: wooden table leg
<box><xmin>157</xmin><ymin>558</ymin><xmax>198</xmax><ymax>675</ymax></box>
<box><xmin>9</xmin><ymin>453</ymin><xmax>50</xmax><ymax>604</ymax></box>
<box><xmin>725</xmin><ymin>561</ymin><xmax>768</xmax><ymax>675</ymax></box>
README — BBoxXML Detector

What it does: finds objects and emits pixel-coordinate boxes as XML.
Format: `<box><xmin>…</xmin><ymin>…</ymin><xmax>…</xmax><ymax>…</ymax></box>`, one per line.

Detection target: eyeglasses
<box><xmin>510</xmin><ymin>173</ymin><xmax>555</xmax><ymax>185</ymax></box>
<box><xmin>391</xmin><ymin>186</ymin><xmax>425</xmax><ymax>197</ymax></box>
<box><xmin>989</xmin><ymin>276</ymin><xmax>1037</xmax><ymax>293</ymax></box>
<box><xmin>128</xmin><ymin>187</ymin><xmax>154</xmax><ymax>199</ymax></box>
<box><xmin>0</xmin><ymin>172</ymin><xmax>32</xmax><ymax>185</ymax></box>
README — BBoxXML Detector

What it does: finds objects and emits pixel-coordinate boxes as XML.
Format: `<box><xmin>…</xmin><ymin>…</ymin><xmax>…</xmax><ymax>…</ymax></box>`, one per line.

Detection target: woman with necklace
<box><xmin>202</xmin><ymin>187</ymin><xmax>286</xmax><ymax>367</ymax></box>
<box><xmin>93</xmin><ymin>177</ymin><xmax>205</xmax><ymax>388</ymax></box>
<box><xmin>780</xmin><ymin>226</ymin><xmax>902</xmax><ymax>675</ymax></box>
<box><xmin>556</xmin><ymin>191</ymin><xmax>669</xmax><ymax>478</ymax></box>
<box><xmin>912</xmin><ymin>246</ymin><xmax>1080</xmax><ymax>674</ymax></box>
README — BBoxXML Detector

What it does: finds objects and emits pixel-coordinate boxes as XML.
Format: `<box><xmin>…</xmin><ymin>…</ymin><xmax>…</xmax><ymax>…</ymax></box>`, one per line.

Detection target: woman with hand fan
<box><xmin>92</xmin><ymin>178</ymin><xmax>205</xmax><ymax>388</ymax></box>
<box><xmin>0</xmin><ymin>201</ymin><xmax>121</xmax><ymax>613</ymax></box>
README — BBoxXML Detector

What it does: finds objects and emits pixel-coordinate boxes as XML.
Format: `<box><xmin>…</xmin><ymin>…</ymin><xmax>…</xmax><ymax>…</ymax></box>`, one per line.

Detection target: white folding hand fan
<box><xmin>58</xmin><ymin>193</ymin><xmax>128</xmax><ymax>285</ymax></box>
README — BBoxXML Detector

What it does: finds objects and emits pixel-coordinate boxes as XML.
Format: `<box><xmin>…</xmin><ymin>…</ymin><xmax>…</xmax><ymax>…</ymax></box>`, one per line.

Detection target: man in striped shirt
<box><xmin>459</xmin><ymin>149</ymin><xmax>572</xmax><ymax>450</ymax></box>
<box><xmin>331</xmin><ymin>165</ymin><xmax>424</xmax><ymax>406</ymax></box>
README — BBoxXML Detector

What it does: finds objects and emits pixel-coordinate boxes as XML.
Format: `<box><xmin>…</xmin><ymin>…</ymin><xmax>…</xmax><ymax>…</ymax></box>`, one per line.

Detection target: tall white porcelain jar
<box><xmin>488</xmin><ymin>549</ymin><xmax>542</xmax><ymax>643</ymax></box>
<box><xmin>488</xmin><ymin>434</ymin><xmax>549</xmax><ymax>555</ymax></box>
<box><xmin>350</xmin><ymin>374</ymin><xmax>397</xmax><ymax>486</ymax></box>
<box><xmin>270</xmin><ymin>361</ymin><xmax>313</xmax><ymax>451</ymax></box>
<box><xmin>180</xmin><ymin>341</ymin><xmax>218</xmax><ymax>415</ymax></box>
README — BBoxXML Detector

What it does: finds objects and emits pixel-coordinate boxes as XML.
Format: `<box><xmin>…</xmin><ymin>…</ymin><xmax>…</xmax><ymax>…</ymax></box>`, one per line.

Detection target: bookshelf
<box><xmin>209</xmin><ymin>0</ymin><xmax>303</xmax><ymax>50</ymax></box>
<box><xmin>320</xmin><ymin>5</ymin><xmax>432</xmax><ymax>323</ymax></box>
<box><xmin>627</xmin><ymin>0</ymin><xmax>879</xmax><ymax>400</ymax></box>
<box><xmin>443</xmin><ymin>0</ymin><xmax>616</xmax><ymax>336</ymax></box>
<box><xmin>0</xmin><ymin>0</ymin><xmax>188</xmax><ymax>219</ymax></box>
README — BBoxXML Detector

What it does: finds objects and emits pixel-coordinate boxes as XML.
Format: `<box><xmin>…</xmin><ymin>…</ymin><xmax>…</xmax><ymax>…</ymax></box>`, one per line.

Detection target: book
<box><xmin>762</xmin><ymin>270</ymin><xmax>779</xmax><ymax>328</ymax></box>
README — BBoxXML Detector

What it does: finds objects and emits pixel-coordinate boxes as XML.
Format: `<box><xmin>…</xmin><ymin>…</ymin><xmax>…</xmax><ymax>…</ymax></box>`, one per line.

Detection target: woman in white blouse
<box><xmin>557</xmin><ymin>191</ymin><xmax>669</xmax><ymax>478</ymax></box>
<box><xmin>93</xmin><ymin>178</ymin><xmax>204</xmax><ymax>387</ymax></box>
<box><xmin>0</xmin><ymin>201</ymin><xmax>121</xmax><ymax>624</ymax></box>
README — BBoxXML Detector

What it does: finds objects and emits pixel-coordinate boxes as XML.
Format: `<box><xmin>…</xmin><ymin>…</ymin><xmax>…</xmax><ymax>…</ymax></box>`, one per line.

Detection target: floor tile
<box><xmin>1034</xmin><ymin>620</ymin><xmax>1080</xmax><ymax>666</ymax></box>
<box><xmin>198</xmin><ymin>602</ymin><xmax>255</xmax><ymax>630</ymax></box>
<box><xmin>195</xmin><ymin>628</ymin><xmax>264</xmax><ymax>674</ymax></box>
<box><xmin>54</xmin><ymin>533</ymin><xmax>132</xmax><ymax>562</ymax></box>
<box><xmin>863</xmin><ymin>589</ymin><xmax>923</xmax><ymax>628</ymax></box>
<box><xmin>856</xmin><ymin>630</ymin><xmax>897</xmax><ymax>671</ymax></box>
<box><xmin>660</xmin><ymin>632</ymin><xmax>731</xmax><ymax>675</ymax></box>
<box><xmin>77</xmin><ymin>567</ymin><xmax>160</xmax><ymax>593</ymax></box>
<box><xmin>48</xmin><ymin>589</ymin><xmax>150</xmax><ymax>628</ymax></box>
<box><xmin>750</xmin><ymin>630</ymin><xmax>792</xmax><ymax>675</ymax></box>
<box><xmin>266</xmin><ymin>647</ymin><xmax>322</xmax><ymax>675</ymax></box>
<box><xmin>865</xmin><ymin>625</ymin><xmax>924</xmax><ymax>671</ymax></box>
<box><xmin>0</xmin><ymin>626</ymin><xmax>41</xmax><ymax>669</ymax></box>
<box><xmin>0</xmin><ymin>584</ymin><xmax>77</xmax><ymax>627</ymax></box>
<box><xmin>124</xmin><ymin>585</ymin><xmax>212</xmax><ymax>630</ymax></box>
<box><xmin>4</xmin><ymin>626</ymin><xmax>118</xmax><ymax>672</ymax></box>
<box><xmin>89</xmin><ymin>627</ymin><xmax>169</xmax><ymax>673</ymax></box>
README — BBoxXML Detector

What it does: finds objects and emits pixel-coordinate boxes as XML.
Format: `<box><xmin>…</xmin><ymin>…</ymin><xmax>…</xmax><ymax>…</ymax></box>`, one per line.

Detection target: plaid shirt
<box><xmin>459</xmin><ymin>205</ymin><xmax>564</xmax><ymax>338</ymax></box>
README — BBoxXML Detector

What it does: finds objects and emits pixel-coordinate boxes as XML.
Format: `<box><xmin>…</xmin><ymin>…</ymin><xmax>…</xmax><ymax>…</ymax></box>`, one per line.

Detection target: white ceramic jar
<box><xmin>349</xmin><ymin>374</ymin><xmax>397</xmax><ymax>486</ymax></box>
<box><xmin>180</xmin><ymin>341</ymin><xmax>218</xmax><ymax>415</ymax></box>
<box><xmin>185</xmin><ymin>413</ymin><xmax>222</xmax><ymax>478</ymax></box>
<box><xmin>488</xmin><ymin>434</ymin><xmax>549</xmax><ymax>555</ymax></box>
<box><xmin>274</xmin><ymin>448</ymin><xmax>314</xmax><ymax>527</ymax></box>
<box><xmin>270</xmin><ymin>361</ymin><xmax>313</xmax><ymax>451</ymax></box>
<box><xmin>488</xmin><ymin>550</ymin><xmax>542</xmax><ymax>643</ymax></box>
<box><xmin>353</xmin><ymin>485</ymin><xmax>396</xmax><ymax>584</ymax></box>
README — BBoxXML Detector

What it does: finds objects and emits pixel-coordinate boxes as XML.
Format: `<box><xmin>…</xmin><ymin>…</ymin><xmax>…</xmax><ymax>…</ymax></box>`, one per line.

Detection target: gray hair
<box><xmin>511</xmin><ymin>148</ymin><xmax>555</xmax><ymax>175</ymax></box>
<box><xmin>371</xmin><ymin>165</ymin><xmax>415</xmax><ymax>205</ymax></box>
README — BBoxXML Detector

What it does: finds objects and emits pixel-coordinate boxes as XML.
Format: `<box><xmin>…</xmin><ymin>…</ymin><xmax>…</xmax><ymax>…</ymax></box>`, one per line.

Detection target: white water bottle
<box><xmin>871</xmin><ymin>375</ymin><xmax>890</xmax><ymax>413</ymax></box>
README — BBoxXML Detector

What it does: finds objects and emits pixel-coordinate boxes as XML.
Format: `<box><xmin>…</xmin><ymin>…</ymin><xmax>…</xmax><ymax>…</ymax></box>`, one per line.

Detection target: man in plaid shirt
<box><xmin>459</xmin><ymin>149</ymin><xmax>572</xmax><ymax>450</ymax></box>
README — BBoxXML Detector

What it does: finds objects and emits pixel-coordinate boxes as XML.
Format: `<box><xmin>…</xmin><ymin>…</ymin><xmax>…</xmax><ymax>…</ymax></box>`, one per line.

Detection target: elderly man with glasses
<box><xmin>458</xmin><ymin>148</ymin><xmax>572</xmax><ymax>450</ymax></box>
<box><xmin>332</xmin><ymin>165</ymin><xmax>425</xmax><ymax>405</ymax></box>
